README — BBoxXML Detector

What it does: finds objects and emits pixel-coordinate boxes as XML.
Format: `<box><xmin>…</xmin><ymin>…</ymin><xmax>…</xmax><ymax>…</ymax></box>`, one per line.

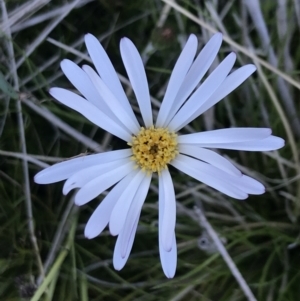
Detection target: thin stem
<box><xmin>37</xmin><ymin>197</ymin><xmax>78</xmax><ymax>285</ymax></box>
<box><xmin>0</xmin><ymin>0</ymin><xmax>44</xmax><ymax>282</ymax></box>
<box><xmin>30</xmin><ymin>214</ymin><xmax>77</xmax><ymax>301</ymax></box>
<box><xmin>161</xmin><ymin>0</ymin><xmax>300</xmax><ymax>91</ymax></box>
<box><xmin>194</xmin><ymin>204</ymin><xmax>257</xmax><ymax>301</ymax></box>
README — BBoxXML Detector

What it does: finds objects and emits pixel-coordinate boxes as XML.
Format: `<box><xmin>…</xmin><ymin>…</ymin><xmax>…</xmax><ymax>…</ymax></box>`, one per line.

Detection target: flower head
<box><xmin>130</xmin><ymin>126</ymin><xmax>178</xmax><ymax>173</ymax></box>
<box><xmin>34</xmin><ymin>33</ymin><xmax>284</xmax><ymax>278</ymax></box>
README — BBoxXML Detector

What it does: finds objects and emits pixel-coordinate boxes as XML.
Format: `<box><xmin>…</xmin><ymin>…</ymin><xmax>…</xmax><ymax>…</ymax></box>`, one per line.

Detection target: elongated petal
<box><xmin>159</xmin><ymin>169</ymin><xmax>176</xmax><ymax>252</ymax></box>
<box><xmin>83</xmin><ymin>65</ymin><xmax>140</xmax><ymax>134</ymax></box>
<box><xmin>171</xmin><ymin>154</ymin><xmax>248</xmax><ymax>199</ymax></box>
<box><xmin>120</xmin><ymin>37</ymin><xmax>153</xmax><ymax>127</ymax></box>
<box><xmin>34</xmin><ymin>149</ymin><xmax>132</xmax><ymax>184</ymax></box>
<box><xmin>109</xmin><ymin>169</ymin><xmax>145</xmax><ymax>236</ymax></box>
<box><xmin>178</xmin><ymin>128</ymin><xmax>272</xmax><ymax>144</ymax></box>
<box><xmin>193</xmin><ymin>136</ymin><xmax>285</xmax><ymax>151</ymax></box>
<box><xmin>120</xmin><ymin>174</ymin><xmax>151</xmax><ymax>257</ymax></box>
<box><xmin>60</xmin><ymin>60</ymin><xmax>123</xmax><ymax>125</ymax></box>
<box><xmin>156</xmin><ymin>34</ymin><xmax>198</xmax><ymax>127</ymax></box>
<box><xmin>84</xmin><ymin>34</ymin><xmax>139</xmax><ymax>127</ymax></box>
<box><xmin>158</xmin><ymin>180</ymin><xmax>177</xmax><ymax>278</ymax></box>
<box><xmin>49</xmin><ymin>88</ymin><xmax>132</xmax><ymax>141</ymax></box>
<box><xmin>159</xmin><ymin>233</ymin><xmax>177</xmax><ymax>278</ymax></box>
<box><xmin>84</xmin><ymin>171</ymin><xmax>136</xmax><ymax>239</ymax></box>
<box><xmin>61</xmin><ymin>59</ymin><xmax>102</xmax><ymax>107</ymax></box>
<box><xmin>168</xmin><ymin>53</ymin><xmax>236</xmax><ymax>131</ymax></box>
<box><xmin>113</xmin><ymin>212</ymin><xmax>140</xmax><ymax>271</ymax></box>
<box><xmin>165</xmin><ymin>33</ymin><xmax>223</xmax><ymax>126</ymax></box>
<box><xmin>75</xmin><ymin>161</ymin><xmax>134</xmax><ymax>206</ymax></box>
<box><xmin>178</xmin><ymin>145</ymin><xmax>241</xmax><ymax>176</ymax></box>
<box><xmin>179</xmin><ymin>146</ymin><xmax>265</xmax><ymax>194</ymax></box>
<box><xmin>63</xmin><ymin>158</ymin><xmax>130</xmax><ymax>195</ymax></box>
<box><xmin>190</xmin><ymin>64</ymin><xmax>257</xmax><ymax>120</ymax></box>
<box><xmin>233</xmin><ymin>175</ymin><xmax>265</xmax><ymax>195</ymax></box>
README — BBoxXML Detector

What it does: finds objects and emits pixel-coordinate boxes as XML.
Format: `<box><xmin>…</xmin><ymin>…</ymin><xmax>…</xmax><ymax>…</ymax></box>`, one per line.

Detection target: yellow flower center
<box><xmin>129</xmin><ymin>126</ymin><xmax>178</xmax><ymax>173</ymax></box>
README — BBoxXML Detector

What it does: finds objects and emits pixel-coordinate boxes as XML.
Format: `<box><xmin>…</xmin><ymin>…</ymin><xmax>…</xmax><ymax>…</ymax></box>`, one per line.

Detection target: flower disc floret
<box><xmin>130</xmin><ymin>126</ymin><xmax>178</xmax><ymax>173</ymax></box>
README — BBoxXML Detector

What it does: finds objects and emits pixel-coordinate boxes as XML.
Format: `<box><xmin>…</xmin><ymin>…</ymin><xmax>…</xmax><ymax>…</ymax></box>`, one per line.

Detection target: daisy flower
<box><xmin>34</xmin><ymin>33</ymin><xmax>284</xmax><ymax>278</ymax></box>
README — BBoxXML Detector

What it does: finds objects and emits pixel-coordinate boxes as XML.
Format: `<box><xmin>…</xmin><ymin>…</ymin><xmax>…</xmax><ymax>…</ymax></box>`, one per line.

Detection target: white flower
<box><xmin>34</xmin><ymin>33</ymin><xmax>284</xmax><ymax>278</ymax></box>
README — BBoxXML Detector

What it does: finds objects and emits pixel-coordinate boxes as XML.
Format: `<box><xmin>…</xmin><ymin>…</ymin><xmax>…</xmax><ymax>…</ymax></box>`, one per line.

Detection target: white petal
<box><xmin>82</xmin><ymin>65</ymin><xmax>140</xmax><ymax>134</ymax></box>
<box><xmin>109</xmin><ymin>169</ymin><xmax>145</xmax><ymax>236</ymax></box>
<box><xmin>178</xmin><ymin>128</ymin><xmax>272</xmax><ymax>144</ymax></box>
<box><xmin>34</xmin><ymin>149</ymin><xmax>132</xmax><ymax>184</ymax></box>
<box><xmin>60</xmin><ymin>59</ymin><xmax>101</xmax><ymax>107</ymax></box>
<box><xmin>113</xmin><ymin>212</ymin><xmax>140</xmax><ymax>271</ymax></box>
<box><xmin>168</xmin><ymin>53</ymin><xmax>237</xmax><ymax>131</ymax></box>
<box><xmin>84</xmin><ymin>171</ymin><xmax>136</xmax><ymax>239</ymax></box>
<box><xmin>63</xmin><ymin>158</ymin><xmax>130</xmax><ymax>195</ymax></box>
<box><xmin>49</xmin><ymin>88</ymin><xmax>132</xmax><ymax>141</ymax></box>
<box><xmin>60</xmin><ymin>59</ymin><xmax>124</xmax><ymax>127</ymax></box>
<box><xmin>159</xmin><ymin>233</ymin><xmax>177</xmax><ymax>278</ymax></box>
<box><xmin>193</xmin><ymin>136</ymin><xmax>285</xmax><ymax>151</ymax></box>
<box><xmin>120</xmin><ymin>174</ymin><xmax>151</xmax><ymax>257</ymax></box>
<box><xmin>178</xmin><ymin>145</ymin><xmax>241</xmax><ymax>176</ymax></box>
<box><xmin>159</xmin><ymin>169</ymin><xmax>176</xmax><ymax>252</ymax></box>
<box><xmin>60</xmin><ymin>60</ymin><xmax>123</xmax><ymax>125</ymax></box>
<box><xmin>234</xmin><ymin>175</ymin><xmax>265</xmax><ymax>195</ymax></box>
<box><xmin>165</xmin><ymin>33</ymin><xmax>223</xmax><ymax>126</ymax></box>
<box><xmin>171</xmin><ymin>154</ymin><xmax>248</xmax><ymax>199</ymax></box>
<box><xmin>158</xmin><ymin>180</ymin><xmax>177</xmax><ymax>278</ymax></box>
<box><xmin>84</xmin><ymin>34</ymin><xmax>139</xmax><ymax>127</ymax></box>
<box><xmin>156</xmin><ymin>34</ymin><xmax>198</xmax><ymax>127</ymax></box>
<box><xmin>177</xmin><ymin>146</ymin><xmax>264</xmax><ymax>194</ymax></box>
<box><xmin>120</xmin><ymin>38</ymin><xmax>153</xmax><ymax>127</ymax></box>
<box><xmin>190</xmin><ymin>64</ymin><xmax>257</xmax><ymax>119</ymax></box>
<box><xmin>74</xmin><ymin>161</ymin><xmax>134</xmax><ymax>206</ymax></box>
